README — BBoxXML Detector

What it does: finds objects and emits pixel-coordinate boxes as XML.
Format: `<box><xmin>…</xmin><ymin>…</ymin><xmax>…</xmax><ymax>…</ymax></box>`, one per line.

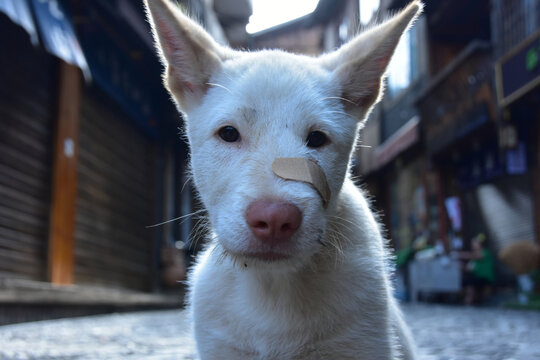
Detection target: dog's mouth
<box><xmin>242</xmin><ymin>251</ymin><xmax>291</xmax><ymax>262</ymax></box>
<box><xmin>226</xmin><ymin>249</ymin><xmax>291</xmax><ymax>262</ymax></box>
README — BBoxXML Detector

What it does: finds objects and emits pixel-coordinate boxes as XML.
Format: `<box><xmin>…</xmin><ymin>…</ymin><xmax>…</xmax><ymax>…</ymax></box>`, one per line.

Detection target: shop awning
<box><xmin>0</xmin><ymin>0</ymin><xmax>38</xmax><ymax>44</ymax></box>
<box><xmin>374</xmin><ymin>116</ymin><xmax>420</xmax><ymax>169</ymax></box>
<box><xmin>0</xmin><ymin>0</ymin><xmax>90</xmax><ymax>79</ymax></box>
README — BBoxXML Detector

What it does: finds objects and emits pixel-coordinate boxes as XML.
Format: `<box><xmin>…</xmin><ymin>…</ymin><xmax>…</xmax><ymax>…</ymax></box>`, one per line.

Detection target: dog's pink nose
<box><xmin>246</xmin><ymin>200</ymin><xmax>302</xmax><ymax>244</ymax></box>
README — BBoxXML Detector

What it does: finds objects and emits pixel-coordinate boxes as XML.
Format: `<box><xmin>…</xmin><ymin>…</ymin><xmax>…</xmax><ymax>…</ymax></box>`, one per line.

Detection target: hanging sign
<box><xmin>496</xmin><ymin>29</ymin><xmax>540</xmax><ymax>107</ymax></box>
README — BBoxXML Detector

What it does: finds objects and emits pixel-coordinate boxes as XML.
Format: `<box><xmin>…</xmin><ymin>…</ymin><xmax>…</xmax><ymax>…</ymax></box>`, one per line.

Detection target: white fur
<box><xmin>144</xmin><ymin>1</ymin><xmax>421</xmax><ymax>358</ymax></box>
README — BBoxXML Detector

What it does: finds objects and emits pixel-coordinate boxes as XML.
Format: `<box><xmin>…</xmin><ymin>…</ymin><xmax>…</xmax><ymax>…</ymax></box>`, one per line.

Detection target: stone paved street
<box><xmin>0</xmin><ymin>304</ymin><xmax>539</xmax><ymax>359</ymax></box>
<box><xmin>404</xmin><ymin>305</ymin><xmax>540</xmax><ymax>360</ymax></box>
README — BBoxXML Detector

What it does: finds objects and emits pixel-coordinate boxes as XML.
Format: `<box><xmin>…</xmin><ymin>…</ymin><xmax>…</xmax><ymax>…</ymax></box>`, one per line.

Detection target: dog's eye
<box><xmin>218</xmin><ymin>126</ymin><xmax>240</xmax><ymax>142</ymax></box>
<box><xmin>306</xmin><ymin>131</ymin><xmax>328</xmax><ymax>148</ymax></box>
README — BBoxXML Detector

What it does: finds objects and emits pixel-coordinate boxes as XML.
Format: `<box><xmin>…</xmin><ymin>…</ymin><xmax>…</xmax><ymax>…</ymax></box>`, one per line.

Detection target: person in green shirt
<box><xmin>457</xmin><ymin>233</ymin><xmax>496</xmax><ymax>305</ymax></box>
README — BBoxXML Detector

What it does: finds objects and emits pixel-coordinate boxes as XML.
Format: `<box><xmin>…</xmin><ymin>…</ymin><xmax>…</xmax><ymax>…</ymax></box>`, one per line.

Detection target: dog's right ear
<box><xmin>144</xmin><ymin>0</ymin><xmax>232</xmax><ymax>111</ymax></box>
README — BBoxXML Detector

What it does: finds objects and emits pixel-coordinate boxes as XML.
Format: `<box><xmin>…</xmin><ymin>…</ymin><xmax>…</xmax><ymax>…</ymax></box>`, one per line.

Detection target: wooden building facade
<box><xmin>364</xmin><ymin>0</ymin><xmax>540</xmax><ymax>292</ymax></box>
<box><xmin>0</xmin><ymin>0</ymin><xmax>234</xmax><ymax>299</ymax></box>
<box><xmin>247</xmin><ymin>0</ymin><xmax>540</xmax><ymax>295</ymax></box>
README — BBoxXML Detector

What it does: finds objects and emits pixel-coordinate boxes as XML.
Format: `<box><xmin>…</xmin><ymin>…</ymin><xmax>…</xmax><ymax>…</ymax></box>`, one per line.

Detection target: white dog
<box><xmin>145</xmin><ymin>0</ymin><xmax>422</xmax><ymax>358</ymax></box>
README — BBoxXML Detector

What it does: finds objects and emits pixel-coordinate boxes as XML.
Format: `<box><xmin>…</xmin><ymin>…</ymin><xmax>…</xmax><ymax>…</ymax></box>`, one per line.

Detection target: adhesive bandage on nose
<box><xmin>272</xmin><ymin>158</ymin><xmax>331</xmax><ymax>208</ymax></box>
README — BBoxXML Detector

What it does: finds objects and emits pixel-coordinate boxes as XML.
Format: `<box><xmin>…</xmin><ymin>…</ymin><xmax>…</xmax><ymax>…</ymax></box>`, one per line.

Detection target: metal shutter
<box><xmin>0</xmin><ymin>17</ymin><xmax>55</xmax><ymax>281</ymax></box>
<box><xmin>74</xmin><ymin>89</ymin><xmax>158</xmax><ymax>291</ymax></box>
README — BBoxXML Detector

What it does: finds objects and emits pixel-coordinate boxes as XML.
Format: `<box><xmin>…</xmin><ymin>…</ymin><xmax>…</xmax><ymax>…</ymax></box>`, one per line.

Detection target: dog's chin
<box><xmin>240</xmin><ymin>251</ymin><xmax>291</xmax><ymax>262</ymax></box>
<box><xmin>228</xmin><ymin>251</ymin><xmax>310</xmax><ymax>272</ymax></box>
<box><xmin>218</xmin><ymin>235</ymin><xmax>324</xmax><ymax>270</ymax></box>
<box><xmin>221</xmin><ymin>246</ymin><xmax>294</xmax><ymax>264</ymax></box>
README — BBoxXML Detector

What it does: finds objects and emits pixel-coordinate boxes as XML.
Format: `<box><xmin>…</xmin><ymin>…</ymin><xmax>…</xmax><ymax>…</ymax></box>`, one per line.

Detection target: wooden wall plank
<box><xmin>48</xmin><ymin>62</ymin><xmax>82</xmax><ymax>285</ymax></box>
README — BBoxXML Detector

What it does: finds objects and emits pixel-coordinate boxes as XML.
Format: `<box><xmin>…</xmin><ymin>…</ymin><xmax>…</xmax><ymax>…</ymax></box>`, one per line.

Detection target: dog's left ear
<box><xmin>321</xmin><ymin>1</ymin><xmax>423</xmax><ymax>118</ymax></box>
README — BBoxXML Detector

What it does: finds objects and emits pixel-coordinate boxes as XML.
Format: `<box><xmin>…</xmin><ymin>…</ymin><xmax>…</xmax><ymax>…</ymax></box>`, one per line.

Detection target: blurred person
<box><xmin>454</xmin><ymin>233</ymin><xmax>495</xmax><ymax>305</ymax></box>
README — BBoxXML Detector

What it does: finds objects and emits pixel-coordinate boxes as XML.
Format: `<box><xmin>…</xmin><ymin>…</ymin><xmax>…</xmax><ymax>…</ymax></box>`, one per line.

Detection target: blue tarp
<box><xmin>0</xmin><ymin>0</ymin><xmax>38</xmax><ymax>44</ymax></box>
<box><xmin>30</xmin><ymin>0</ymin><xmax>90</xmax><ymax>78</ymax></box>
<box><xmin>0</xmin><ymin>0</ymin><xmax>90</xmax><ymax>78</ymax></box>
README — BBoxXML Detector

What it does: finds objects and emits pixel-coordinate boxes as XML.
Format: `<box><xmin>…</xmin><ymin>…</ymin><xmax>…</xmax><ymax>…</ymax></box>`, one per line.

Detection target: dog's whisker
<box><xmin>145</xmin><ymin>209</ymin><xmax>206</xmax><ymax>228</ymax></box>
<box><xmin>193</xmin><ymin>220</ymin><xmax>209</xmax><ymax>249</ymax></box>
<box><xmin>319</xmin><ymin>109</ymin><xmax>356</xmax><ymax>121</ymax></box>
<box><xmin>321</xmin><ymin>231</ymin><xmax>343</xmax><ymax>253</ymax></box>
<box><xmin>327</xmin><ymin>219</ymin><xmax>355</xmax><ymax>233</ymax></box>
<box><xmin>211</xmin><ymin>244</ymin><xmax>228</xmax><ymax>265</ymax></box>
<box><xmin>324</xmin><ymin>227</ymin><xmax>354</xmax><ymax>249</ymax></box>
<box><xmin>322</xmin><ymin>96</ymin><xmax>357</xmax><ymax>106</ymax></box>
<box><xmin>180</xmin><ymin>176</ymin><xmax>192</xmax><ymax>194</ymax></box>
<box><xmin>326</xmin><ymin>220</ymin><xmax>355</xmax><ymax>235</ymax></box>
<box><xmin>318</xmin><ymin>230</ymin><xmax>348</xmax><ymax>269</ymax></box>
<box><xmin>206</xmin><ymin>82</ymin><xmax>233</xmax><ymax>94</ymax></box>
<box><xmin>220</xmin><ymin>70</ymin><xmax>234</xmax><ymax>82</ymax></box>
<box><xmin>327</xmin><ymin>214</ymin><xmax>358</xmax><ymax>227</ymax></box>
<box><xmin>187</xmin><ymin>216</ymin><xmax>209</xmax><ymax>251</ymax></box>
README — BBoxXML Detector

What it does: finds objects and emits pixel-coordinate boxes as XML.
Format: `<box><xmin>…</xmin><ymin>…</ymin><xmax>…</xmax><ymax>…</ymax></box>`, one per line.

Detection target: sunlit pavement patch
<box><xmin>0</xmin><ymin>305</ymin><xmax>539</xmax><ymax>359</ymax></box>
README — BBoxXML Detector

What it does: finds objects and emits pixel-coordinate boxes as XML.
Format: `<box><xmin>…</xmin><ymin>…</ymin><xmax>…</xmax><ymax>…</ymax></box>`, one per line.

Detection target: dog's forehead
<box><xmin>211</xmin><ymin>51</ymin><xmax>336</xmax><ymax>123</ymax></box>
<box><xmin>221</xmin><ymin>51</ymin><xmax>333</xmax><ymax>98</ymax></box>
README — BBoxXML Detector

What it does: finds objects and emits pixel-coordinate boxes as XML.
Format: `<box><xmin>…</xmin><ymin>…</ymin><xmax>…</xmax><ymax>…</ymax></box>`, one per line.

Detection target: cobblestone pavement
<box><xmin>404</xmin><ymin>305</ymin><xmax>540</xmax><ymax>360</ymax></box>
<box><xmin>0</xmin><ymin>304</ymin><xmax>539</xmax><ymax>359</ymax></box>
